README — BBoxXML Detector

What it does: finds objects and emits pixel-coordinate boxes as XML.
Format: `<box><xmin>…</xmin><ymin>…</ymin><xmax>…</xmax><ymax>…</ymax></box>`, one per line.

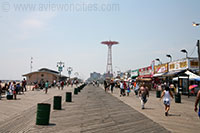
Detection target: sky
<box><xmin>0</xmin><ymin>0</ymin><xmax>200</xmax><ymax>80</ymax></box>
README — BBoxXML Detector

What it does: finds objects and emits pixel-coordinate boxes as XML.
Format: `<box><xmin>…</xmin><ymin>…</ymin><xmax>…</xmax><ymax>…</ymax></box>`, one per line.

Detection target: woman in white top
<box><xmin>160</xmin><ymin>87</ymin><xmax>174</xmax><ymax>116</ymax></box>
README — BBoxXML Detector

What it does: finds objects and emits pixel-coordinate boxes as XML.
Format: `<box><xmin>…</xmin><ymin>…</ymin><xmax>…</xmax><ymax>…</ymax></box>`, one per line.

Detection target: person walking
<box><xmin>194</xmin><ymin>90</ymin><xmax>200</xmax><ymax>118</ymax></box>
<box><xmin>160</xmin><ymin>86</ymin><xmax>174</xmax><ymax>116</ymax></box>
<box><xmin>110</xmin><ymin>80</ymin><xmax>115</xmax><ymax>93</ymax></box>
<box><xmin>45</xmin><ymin>80</ymin><xmax>49</xmax><ymax>94</ymax></box>
<box><xmin>138</xmin><ymin>85</ymin><xmax>149</xmax><ymax>109</ymax></box>
<box><xmin>22</xmin><ymin>78</ymin><xmax>27</xmax><ymax>92</ymax></box>
<box><xmin>120</xmin><ymin>80</ymin><xmax>125</xmax><ymax>97</ymax></box>
<box><xmin>104</xmin><ymin>80</ymin><xmax>107</xmax><ymax>92</ymax></box>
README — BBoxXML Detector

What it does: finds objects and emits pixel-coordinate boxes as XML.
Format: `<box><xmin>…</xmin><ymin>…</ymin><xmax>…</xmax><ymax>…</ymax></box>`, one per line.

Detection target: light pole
<box><xmin>67</xmin><ymin>67</ymin><xmax>73</xmax><ymax>79</ymax></box>
<box><xmin>57</xmin><ymin>61</ymin><xmax>65</xmax><ymax>81</ymax></box>
<box><xmin>193</xmin><ymin>22</ymin><xmax>200</xmax><ymax>75</ymax></box>
<box><xmin>180</xmin><ymin>49</ymin><xmax>188</xmax><ymax>58</ymax></box>
<box><xmin>166</xmin><ymin>54</ymin><xmax>172</xmax><ymax>62</ymax></box>
<box><xmin>155</xmin><ymin>58</ymin><xmax>162</xmax><ymax>64</ymax></box>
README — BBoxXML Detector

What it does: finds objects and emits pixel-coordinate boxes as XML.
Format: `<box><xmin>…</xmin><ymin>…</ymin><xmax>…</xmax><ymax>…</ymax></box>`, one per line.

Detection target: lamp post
<box><xmin>57</xmin><ymin>61</ymin><xmax>65</xmax><ymax>81</ymax></box>
<box><xmin>180</xmin><ymin>49</ymin><xmax>188</xmax><ymax>58</ymax></box>
<box><xmin>67</xmin><ymin>67</ymin><xmax>73</xmax><ymax>79</ymax></box>
<box><xmin>193</xmin><ymin>22</ymin><xmax>200</xmax><ymax>75</ymax></box>
<box><xmin>155</xmin><ymin>58</ymin><xmax>162</xmax><ymax>64</ymax></box>
<box><xmin>166</xmin><ymin>54</ymin><xmax>172</xmax><ymax>62</ymax></box>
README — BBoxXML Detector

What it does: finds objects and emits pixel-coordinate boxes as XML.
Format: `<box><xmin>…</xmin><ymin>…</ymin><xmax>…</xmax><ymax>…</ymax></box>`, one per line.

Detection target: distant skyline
<box><xmin>0</xmin><ymin>0</ymin><xmax>200</xmax><ymax>80</ymax></box>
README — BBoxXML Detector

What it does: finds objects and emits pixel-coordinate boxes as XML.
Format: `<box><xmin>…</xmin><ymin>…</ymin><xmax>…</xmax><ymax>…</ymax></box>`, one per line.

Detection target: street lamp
<box><xmin>192</xmin><ymin>22</ymin><xmax>200</xmax><ymax>27</ymax></box>
<box><xmin>155</xmin><ymin>58</ymin><xmax>162</xmax><ymax>64</ymax></box>
<box><xmin>57</xmin><ymin>61</ymin><xmax>65</xmax><ymax>81</ymax></box>
<box><xmin>180</xmin><ymin>49</ymin><xmax>188</xmax><ymax>58</ymax></box>
<box><xmin>166</xmin><ymin>54</ymin><xmax>172</xmax><ymax>62</ymax></box>
<box><xmin>67</xmin><ymin>67</ymin><xmax>73</xmax><ymax>79</ymax></box>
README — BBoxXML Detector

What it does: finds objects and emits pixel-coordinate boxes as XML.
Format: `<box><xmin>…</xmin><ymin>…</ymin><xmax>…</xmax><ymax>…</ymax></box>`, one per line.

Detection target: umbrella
<box><xmin>189</xmin><ymin>85</ymin><xmax>198</xmax><ymax>90</ymax></box>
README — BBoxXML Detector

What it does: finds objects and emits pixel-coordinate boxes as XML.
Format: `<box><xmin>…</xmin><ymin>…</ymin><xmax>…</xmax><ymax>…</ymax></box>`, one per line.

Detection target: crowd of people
<box><xmin>102</xmin><ymin>79</ymin><xmax>200</xmax><ymax>117</ymax></box>
<box><xmin>0</xmin><ymin>78</ymin><xmax>80</xmax><ymax>100</ymax></box>
<box><xmin>0</xmin><ymin>78</ymin><xmax>27</xmax><ymax>100</ymax></box>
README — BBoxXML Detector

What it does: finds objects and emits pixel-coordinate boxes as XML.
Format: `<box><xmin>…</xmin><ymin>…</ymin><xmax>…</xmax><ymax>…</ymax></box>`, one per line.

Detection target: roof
<box><xmin>22</xmin><ymin>68</ymin><xmax>67</xmax><ymax>78</ymax></box>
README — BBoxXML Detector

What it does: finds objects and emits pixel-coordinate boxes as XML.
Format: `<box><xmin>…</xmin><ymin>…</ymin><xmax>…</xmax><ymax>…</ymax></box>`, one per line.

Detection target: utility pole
<box><xmin>197</xmin><ymin>40</ymin><xmax>200</xmax><ymax>75</ymax></box>
<box><xmin>30</xmin><ymin>57</ymin><xmax>33</xmax><ymax>72</ymax></box>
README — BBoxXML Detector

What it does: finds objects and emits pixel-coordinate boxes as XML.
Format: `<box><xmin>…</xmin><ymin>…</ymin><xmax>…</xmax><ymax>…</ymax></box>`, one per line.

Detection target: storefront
<box><xmin>137</xmin><ymin>66</ymin><xmax>153</xmax><ymax>89</ymax></box>
<box><xmin>163</xmin><ymin>57</ymin><xmax>199</xmax><ymax>94</ymax></box>
<box><xmin>152</xmin><ymin>63</ymin><xmax>168</xmax><ymax>88</ymax></box>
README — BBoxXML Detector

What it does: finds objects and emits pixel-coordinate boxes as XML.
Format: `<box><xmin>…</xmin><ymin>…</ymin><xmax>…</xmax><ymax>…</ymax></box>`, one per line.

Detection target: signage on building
<box><xmin>154</xmin><ymin>63</ymin><xmax>168</xmax><ymax>74</ymax></box>
<box><xmin>139</xmin><ymin>66</ymin><xmax>152</xmax><ymax>76</ymax></box>
<box><xmin>169</xmin><ymin>59</ymin><xmax>188</xmax><ymax>71</ymax></box>
<box><xmin>131</xmin><ymin>69</ymin><xmax>139</xmax><ymax>77</ymax></box>
<box><xmin>189</xmin><ymin>59</ymin><xmax>199</xmax><ymax>70</ymax></box>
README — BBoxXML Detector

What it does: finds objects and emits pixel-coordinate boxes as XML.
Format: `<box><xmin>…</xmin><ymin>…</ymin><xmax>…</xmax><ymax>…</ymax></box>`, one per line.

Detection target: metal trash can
<box><xmin>36</xmin><ymin>103</ymin><xmax>51</xmax><ymax>125</ymax></box>
<box><xmin>74</xmin><ymin>88</ymin><xmax>78</xmax><ymax>95</ymax></box>
<box><xmin>53</xmin><ymin>96</ymin><xmax>62</xmax><ymax>110</ymax></box>
<box><xmin>66</xmin><ymin>92</ymin><xmax>72</xmax><ymax>102</ymax></box>
<box><xmin>175</xmin><ymin>93</ymin><xmax>181</xmax><ymax>103</ymax></box>
<box><xmin>156</xmin><ymin>91</ymin><xmax>161</xmax><ymax>98</ymax></box>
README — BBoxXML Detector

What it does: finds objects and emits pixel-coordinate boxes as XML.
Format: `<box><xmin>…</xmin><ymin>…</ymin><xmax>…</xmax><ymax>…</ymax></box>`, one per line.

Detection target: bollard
<box><xmin>175</xmin><ymin>93</ymin><xmax>181</xmax><ymax>103</ymax></box>
<box><xmin>74</xmin><ymin>88</ymin><xmax>78</xmax><ymax>95</ymax></box>
<box><xmin>53</xmin><ymin>96</ymin><xmax>62</xmax><ymax>110</ymax></box>
<box><xmin>66</xmin><ymin>92</ymin><xmax>72</xmax><ymax>102</ymax></box>
<box><xmin>156</xmin><ymin>91</ymin><xmax>161</xmax><ymax>98</ymax></box>
<box><xmin>36</xmin><ymin>103</ymin><xmax>51</xmax><ymax>125</ymax></box>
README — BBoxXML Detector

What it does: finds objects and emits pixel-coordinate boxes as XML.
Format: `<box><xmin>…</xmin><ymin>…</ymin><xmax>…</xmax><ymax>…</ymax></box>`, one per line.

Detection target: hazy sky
<box><xmin>0</xmin><ymin>0</ymin><xmax>200</xmax><ymax>80</ymax></box>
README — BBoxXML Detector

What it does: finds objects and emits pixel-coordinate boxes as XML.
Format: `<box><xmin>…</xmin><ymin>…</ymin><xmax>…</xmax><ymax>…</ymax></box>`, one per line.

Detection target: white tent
<box><xmin>173</xmin><ymin>70</ymin><xmax>200</xmax><ymax>81</ymax></box>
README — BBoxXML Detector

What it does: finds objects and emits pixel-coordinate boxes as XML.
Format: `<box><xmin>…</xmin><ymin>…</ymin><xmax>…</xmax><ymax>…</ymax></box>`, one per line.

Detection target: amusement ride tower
<box><xmin>101</xmin><ymin>40</ymin><xmax>119</xmax><ymax>78</ymax></box>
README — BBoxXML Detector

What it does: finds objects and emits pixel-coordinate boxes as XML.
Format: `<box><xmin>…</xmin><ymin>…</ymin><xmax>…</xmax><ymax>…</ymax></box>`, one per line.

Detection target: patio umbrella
<box><xmin>189</xmin><ymin>85</ymin><xmax>198</xmax><ymax>90</ymax></box>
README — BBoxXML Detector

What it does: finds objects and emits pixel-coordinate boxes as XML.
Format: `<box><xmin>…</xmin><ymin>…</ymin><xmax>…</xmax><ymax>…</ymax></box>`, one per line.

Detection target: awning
<box><xmin>162</xmin><ymin>70</ymin><xmax>185</xmax><ymax>77</ymax></box>
<box><xmin>153</xmin><ymin>73</ymin><xmax>164</xmax><ymax>77</ymax></box>
<box><xmin>173</xmin><ymin>70</ymin><xmax>200</xmax><ymax>81</ymax></box>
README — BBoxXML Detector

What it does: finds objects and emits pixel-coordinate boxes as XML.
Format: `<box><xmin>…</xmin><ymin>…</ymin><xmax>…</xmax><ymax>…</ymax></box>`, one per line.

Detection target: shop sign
<box><xmin>169</xmin><ymin>59</ymin><xmax>188</xmax><ymax>71</ymax></box>
<box><xmin>139</xmin><ymin>66</ymin><xmax>152</xmax><ymax>76</ymax></box>
<box><xmin>131</xmin><ymin>70</ymin><xmax>138</xmax><ymax>77</ymax></box>
<box><xmin>189</xmin><ymin>59</ymin><xmax>199</xmax><ymax>70</ymax></box>
<box><xmin>154</xmin><ymin>63</ymin><xmax>168</xmax><ymax>74</ymax></box>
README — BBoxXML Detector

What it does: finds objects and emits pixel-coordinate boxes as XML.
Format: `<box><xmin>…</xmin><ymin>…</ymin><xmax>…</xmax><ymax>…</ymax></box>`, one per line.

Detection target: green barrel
<box><xmin>53</xmin><ymin>96</ymin><xmax>62</xmax><ymax>110</ymax></box>
<box><xmin>156</xmin><ymin>91</ymin><xmax>161</xmax><ymax>98</ymax></box>
<box><xmin>7</xmin><ymin>95</ymin><xmax>13</xmax><ymax>100</ymax></box>
<box><xmin>175</xmin><ymin>93</ymin><xmax>181</xmax><ymax>103</ymax></box>
<box><xmin>74</xmin><ymin>88</ymin><xmax>78</xmax><ymax>95</ymax></box>
<box><xmin>36</xmin><ymin>103</ymin><xmax>51</xmax><ymax>125</ymax></box>
<box><xmin>66</xmin><ymin>92</ymin><xmax>72</xmax><ymax>102</ymax></box>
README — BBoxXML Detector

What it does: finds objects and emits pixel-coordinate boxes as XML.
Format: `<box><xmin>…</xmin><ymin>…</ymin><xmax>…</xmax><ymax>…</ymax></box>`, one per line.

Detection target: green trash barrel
<box><xmin>53</xmin><ymin>96</ymin><xmax>62</xmax><ymax>110</ymax></box>
<box><xmin>156</xmin><ymin>91</ymin><xmax>161</xmax><ymax>98</ymax></box>
<box><xmin>74</xmin><ymin>88</ymin><xmax>78</xmax><ymax>95</ymax></box>
<box><xmin>175</xmin><ymin>93</ymin><xmax>181</xmax><ymax>103</ymax></box>
<box><xmin>7</xmin><ymin>95</ymin><xmax>13</xmax><ymax>100</ymax></box>
<box><xmin>36</xmin><ymin>103</ymin><xmax>51</xmax><ymax>125</ymax></box>
<box><xmin>66</xmin><ymin>92</ymin><xmax>72</xmax><ymax>102</ymax></box>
